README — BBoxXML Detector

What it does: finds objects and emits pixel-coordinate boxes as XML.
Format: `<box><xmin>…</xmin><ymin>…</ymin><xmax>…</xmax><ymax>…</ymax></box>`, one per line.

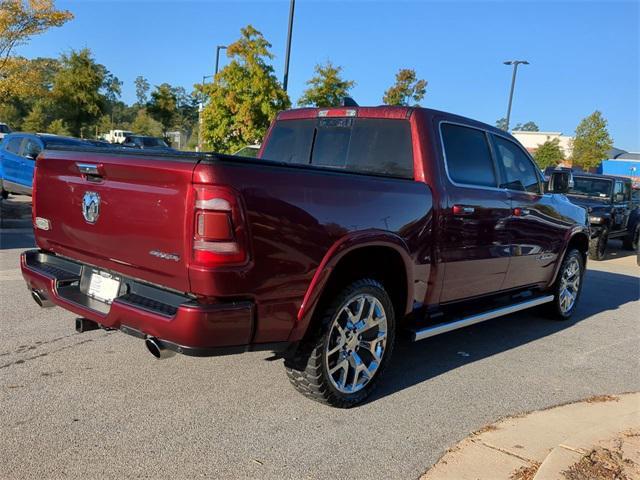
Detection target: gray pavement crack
<box><xmin>0</xmin><ymin>333</ymin><xmax>109</xmax><ymax>369</ymax></box>
<box><xmin>0</xmin><ymin>333</ymin><xmax>79</xmax><ymax>357</ymax></box>
<box><xmin>473</xmin><ymin>438</ymin><xmax>537</xmax><ymax>464</ymax></box>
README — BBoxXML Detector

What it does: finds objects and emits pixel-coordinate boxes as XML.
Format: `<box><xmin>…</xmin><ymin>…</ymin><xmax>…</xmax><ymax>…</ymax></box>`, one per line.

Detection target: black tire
<box><xmin>284</xmin><ymin>278</ymin><xmax>396</xmax><ymax>408</ymax></box>
<box><xmin>588</xmin><ymin>227</ymin><xmax>608</xmax><ymax>261</ymax></box>
<box><xmin>545</xmin><ymin>249</ymin><xmax>585</xmax><ymax>320</ymax></box>
<box><xmin>622</xmin><ymin>224</ymin><xmax>639</xmax><ymax>251</ymax></box>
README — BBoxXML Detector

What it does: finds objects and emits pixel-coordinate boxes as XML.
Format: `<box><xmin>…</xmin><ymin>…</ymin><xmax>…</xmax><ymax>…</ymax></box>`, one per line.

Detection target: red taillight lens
<box><xmin>192</xmin><ymin>186</ymin><xmax>247</xmax><ymax>266</ymax></box>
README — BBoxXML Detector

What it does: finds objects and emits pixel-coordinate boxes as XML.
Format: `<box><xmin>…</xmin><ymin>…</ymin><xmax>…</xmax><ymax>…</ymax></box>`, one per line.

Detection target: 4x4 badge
<box><xmin>82</xmin><ymin>191</ymin><xmax>100</xmax><ymax>224</ymax></box>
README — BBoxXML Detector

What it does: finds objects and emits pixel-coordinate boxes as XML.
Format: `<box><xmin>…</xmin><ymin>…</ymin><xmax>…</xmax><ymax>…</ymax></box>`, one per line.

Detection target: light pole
<box><xmin>283</xmin><ymin>0</ymin><xmax>295</xmax><ymax>91</ymax></box>
<box><xmin>503</xmin><ymin>60</ymin><xmax>529</xmax><ymax>132</ymax></box>
<box><xmin>198</xmin><ymin>74</ymin><xmax>214</xmax><ymax>152</ymax></box>
<box><xmin>215</xmin><ymin>45</ymin><xmax>227</xmax><ymax>77</ymax></box>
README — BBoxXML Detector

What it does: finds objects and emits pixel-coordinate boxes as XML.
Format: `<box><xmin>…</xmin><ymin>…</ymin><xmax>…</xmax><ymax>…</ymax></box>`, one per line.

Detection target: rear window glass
<box><xmin>441</xmin><ymin>123</ymin><xmax>497</xmax><ymax>188</ymax></box>
<box><xmin>260</xmin><ymin>118</ymin><xmax>414</xmax><ymax>178</ymax></box>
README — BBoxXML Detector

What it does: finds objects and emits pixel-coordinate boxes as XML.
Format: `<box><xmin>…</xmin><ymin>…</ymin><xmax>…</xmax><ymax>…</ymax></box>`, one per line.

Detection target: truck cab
<box><xmin>558</xmin><ymin>171</ymin><xmax>639</xmax><ymax>259</ymax></box>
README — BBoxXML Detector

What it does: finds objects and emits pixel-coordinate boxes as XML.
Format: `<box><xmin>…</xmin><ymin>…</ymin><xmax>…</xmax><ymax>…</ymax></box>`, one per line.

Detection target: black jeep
<box><xmin>562</xmin><ymin>172</ymin><xmax>639</xmax><ymax>260</ymax></box>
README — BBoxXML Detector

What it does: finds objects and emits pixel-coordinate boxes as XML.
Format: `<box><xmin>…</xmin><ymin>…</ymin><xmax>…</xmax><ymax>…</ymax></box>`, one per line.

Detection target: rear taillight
<box><xmin>192</xmin><ymin>185</ymin><xmax>247</xmax><ymax>266</ymax></box>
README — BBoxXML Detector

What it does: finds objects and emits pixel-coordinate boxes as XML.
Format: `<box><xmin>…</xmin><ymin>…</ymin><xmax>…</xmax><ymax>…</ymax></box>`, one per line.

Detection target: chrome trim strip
<box><xmin>411</xmin><ymin>295</ymin><xmax>554</xmax><ymax>341</ymax></box>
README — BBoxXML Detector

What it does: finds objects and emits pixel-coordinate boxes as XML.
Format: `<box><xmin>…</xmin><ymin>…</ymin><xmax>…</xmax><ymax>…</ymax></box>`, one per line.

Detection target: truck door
<box><xmin>438</xmin><ymin>122</ymin><xmax>511</xmax><ymax>303</ymax></box>
<box><xmin>491</xmin><ymin>134</ymin><xmax>566</xmax><ymax>289</ymax></box>
<box><xmin>2</xmin><ymin>136</ymin><xmax>24</xmax><ymax>187</ymax></box>
<box><xmin>612</xmin><ymin>180</ymin><xmax>631</xmax><ymax>232</ymax></box>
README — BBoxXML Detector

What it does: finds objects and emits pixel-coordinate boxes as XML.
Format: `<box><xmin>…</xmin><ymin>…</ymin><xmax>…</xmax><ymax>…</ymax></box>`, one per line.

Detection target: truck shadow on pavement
<box><xmin>373</xmin><ymin>267</ymin><xmax>639</xmax><ymax>404</ymax></box>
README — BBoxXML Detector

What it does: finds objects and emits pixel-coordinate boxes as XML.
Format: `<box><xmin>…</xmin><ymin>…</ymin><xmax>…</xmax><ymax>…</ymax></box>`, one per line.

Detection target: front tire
<box><xmin>588</xmin><ymin>227</ymin><xmax>608</xmax><ymax>261</ymax></box>
<box><xmin>284</xmin><ymin>278</ymin><xmax>395</xmax><ymax>408</ymax></box>
<box><xmin>546</xmin><ymin>249</ymin><xmax>584</xmax><ymax>320</ymax></box>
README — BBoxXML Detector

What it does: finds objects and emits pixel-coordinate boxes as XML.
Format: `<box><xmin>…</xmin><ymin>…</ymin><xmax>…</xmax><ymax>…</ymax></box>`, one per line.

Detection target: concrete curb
<box><xmin>421</xmin><ymin>392</ymin><xmax>640</xmax><ymax>480</ymax></box>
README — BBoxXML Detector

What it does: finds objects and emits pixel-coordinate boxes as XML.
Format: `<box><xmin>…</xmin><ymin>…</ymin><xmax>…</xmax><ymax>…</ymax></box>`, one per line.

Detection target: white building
<box><xmin>512</xmin><ymin>131</ymin><xmax>573</xmax><ymax>159</ymax></box>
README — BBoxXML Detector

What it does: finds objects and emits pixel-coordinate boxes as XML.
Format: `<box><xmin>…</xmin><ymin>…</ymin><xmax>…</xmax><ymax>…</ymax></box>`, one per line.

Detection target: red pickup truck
<box><xmin>21</xmin><ymin>105</ymin><xmax>589</xmax><ymax>407</ymax></box>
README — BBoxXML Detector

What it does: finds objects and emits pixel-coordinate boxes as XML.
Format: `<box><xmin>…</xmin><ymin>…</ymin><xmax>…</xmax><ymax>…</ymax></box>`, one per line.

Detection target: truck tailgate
<box><xmin>33</xmin><ymin>149</ymin><xmax>198</xmax><ymax>293</ymax></box>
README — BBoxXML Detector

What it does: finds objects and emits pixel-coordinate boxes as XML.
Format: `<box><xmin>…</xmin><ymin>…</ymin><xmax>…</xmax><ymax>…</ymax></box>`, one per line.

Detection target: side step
<box><xmin>411</xmin><ymin>295</ymin><xmax>554</xmax><ymax>342</ymax></box>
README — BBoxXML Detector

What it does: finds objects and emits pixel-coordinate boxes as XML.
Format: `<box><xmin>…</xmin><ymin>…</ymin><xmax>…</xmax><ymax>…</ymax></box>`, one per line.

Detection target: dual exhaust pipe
<box><xmin>145</xmin><ymin>337</ymin><xmax>176</xmax><ymax>360</ymax></box>
<box><xmin>31</xmin><ymin>288</ymin><xmax>175</xmax><ymax>360</ymax></box>
<box><xmin>31</xmin><ymin>289</ymin><xmax>54</xmax><ymax>308</ymax></box>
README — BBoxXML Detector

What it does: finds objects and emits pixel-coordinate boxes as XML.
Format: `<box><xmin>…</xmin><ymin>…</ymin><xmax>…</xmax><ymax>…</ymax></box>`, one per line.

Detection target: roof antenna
<box><xmin>340</xmin><ymin>96</ymin><xmax>358</xmax><ymax>107</ymax></box>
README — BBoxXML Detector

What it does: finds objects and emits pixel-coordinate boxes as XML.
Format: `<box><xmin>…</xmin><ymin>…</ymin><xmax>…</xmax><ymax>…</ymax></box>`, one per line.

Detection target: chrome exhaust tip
<box><xmin>145</xmin><ymin>337</ymin><xmax>176</xmax><ymax>360</ymax></box>
<box><xmin>31</xmin><ymin>289</ymin><xmax>54</xmax><ymax>308</ymax></box>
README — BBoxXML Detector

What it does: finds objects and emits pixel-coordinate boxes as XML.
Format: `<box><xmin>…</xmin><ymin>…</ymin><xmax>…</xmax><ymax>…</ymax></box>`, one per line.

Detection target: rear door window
<box><xmin>441</xmin><ymin>123</ymin><xmax>497</xmax><ymax>188</ymax></box>
<box><xmin>261</xmin><ymin>117</ymin><xmax>414</xmax><ymax>178</ymax></box>
<box><xmin>492</xmin><ymin>135</ymin><xmax>541</xmax><ymax>193</ymax></box>
<box><xmin>23</xmin><ymin>139</ymin><xmax>42</xmax><ymax>159</ymax></box>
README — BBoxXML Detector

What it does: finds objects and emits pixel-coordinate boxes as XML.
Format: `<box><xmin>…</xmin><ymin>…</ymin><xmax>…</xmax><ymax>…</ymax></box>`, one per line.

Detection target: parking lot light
<box><xmin>503</xmin><ymin>60</ymin><xmax>529</xmax><ymax>132</ymax></box>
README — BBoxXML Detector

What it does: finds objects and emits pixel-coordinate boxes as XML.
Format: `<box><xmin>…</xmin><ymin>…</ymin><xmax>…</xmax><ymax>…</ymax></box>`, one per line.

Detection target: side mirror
<box><xmin>547</xmin><ymin>171</ymin><xmax>574</xmax><ymax>194</ymax></box>
<box><xmin>615</xmin><ymin>193</ymin><xmax>625</xmax><ymax>203</ymax></box>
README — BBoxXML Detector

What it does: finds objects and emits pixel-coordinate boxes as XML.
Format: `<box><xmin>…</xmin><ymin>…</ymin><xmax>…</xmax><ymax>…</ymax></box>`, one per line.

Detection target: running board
<box><xmin>411</xmin><ymin>295</ymin><xmax>554</xmax><ymax>342</ymax></box>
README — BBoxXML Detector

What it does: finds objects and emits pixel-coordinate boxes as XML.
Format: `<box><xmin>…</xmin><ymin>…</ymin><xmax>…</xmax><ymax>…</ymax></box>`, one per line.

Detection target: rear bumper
<box><xmin>20</xmin><ymin>250</ymin><xmax>286</xmax><ymax>356</ymax></box>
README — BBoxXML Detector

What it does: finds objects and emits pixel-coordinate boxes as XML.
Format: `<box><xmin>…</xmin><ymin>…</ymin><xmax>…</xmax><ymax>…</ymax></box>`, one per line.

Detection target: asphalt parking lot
<box><xmin>1</xmin><ymin>195</ymin><xmax>639</xmax><ymax>480</ymax></box>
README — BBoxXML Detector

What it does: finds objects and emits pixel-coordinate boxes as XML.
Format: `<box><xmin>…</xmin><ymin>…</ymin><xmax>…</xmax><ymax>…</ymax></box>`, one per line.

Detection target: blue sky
<box><xmin>17</xmin><ymin>0</ymin><xmax>640</xmax><ymax>150</ymax></box>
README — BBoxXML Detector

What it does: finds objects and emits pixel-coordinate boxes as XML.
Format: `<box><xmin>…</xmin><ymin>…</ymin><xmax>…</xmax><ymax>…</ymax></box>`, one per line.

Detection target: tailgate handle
<box><xmin>76</xmin><ymin>163</ymin><xmax>105</xmax><ymax>179</ymax></box>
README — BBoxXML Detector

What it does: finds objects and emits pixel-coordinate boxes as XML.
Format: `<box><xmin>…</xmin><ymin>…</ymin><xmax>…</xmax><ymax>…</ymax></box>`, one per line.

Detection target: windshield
<box><xmin>0</xmin><ymin>125</ymin><xmax>10</xmax><ymax>133</ymax></box>
<box><xmin>569</xmin><ymin>177</ymin><xmax>613</xmax><ymax>198</ymax></box>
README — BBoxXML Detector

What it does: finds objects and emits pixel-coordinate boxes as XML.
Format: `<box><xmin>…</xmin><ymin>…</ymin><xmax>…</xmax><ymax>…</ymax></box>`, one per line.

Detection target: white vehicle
<box><xmin>0</xmin><ymin>123</ymin><xmax>12</xmax><ymax>140</ymax></box>
<box><xmin>103</xmin><ymin>129</ymin><xmax>134</xmax><ymax>144</ymax></box>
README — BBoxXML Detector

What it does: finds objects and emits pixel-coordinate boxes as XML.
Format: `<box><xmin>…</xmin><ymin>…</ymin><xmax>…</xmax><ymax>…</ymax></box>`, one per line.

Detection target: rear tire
<box><xmin>284</xmin><ymin>278</ymin><xmax>395</xmax><ymax>408</ymax></box>
<box><xmin>546</xmin><ymin>249</ymin><xmax>584</xmax><ymax>321</ymax></box>
<box><xmin>622</xmin><ymin>224</ymin><xmax>639</xmax><ymax>251</ymax></box>
<box><xmin>588</xmin><ymin>228</ymin><xmax>608</xmax><ymax>261</ymax></box>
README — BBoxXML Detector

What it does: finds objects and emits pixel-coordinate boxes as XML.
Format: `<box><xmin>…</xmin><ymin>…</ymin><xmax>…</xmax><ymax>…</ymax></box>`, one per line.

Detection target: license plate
<box><xmin>87</xmin><ymin>270</ymin><xmax>121</xmax><ymax>304</ymax></box>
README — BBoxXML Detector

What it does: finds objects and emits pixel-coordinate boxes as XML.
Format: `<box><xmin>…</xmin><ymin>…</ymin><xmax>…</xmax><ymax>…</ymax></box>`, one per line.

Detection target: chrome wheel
<box><xmin>558</xmin><ymin>257</ymin><xmax>581</xmax><ymax>314</ymax></box>
<box><xmin>324</xmin><ymin>294</ymin><xmax>388</xmax><ymax>394</ymax></box>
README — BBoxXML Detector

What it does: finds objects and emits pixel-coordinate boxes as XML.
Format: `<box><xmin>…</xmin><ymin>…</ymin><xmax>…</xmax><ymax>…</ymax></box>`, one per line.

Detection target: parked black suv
<box><xmin>548</xmin><ymin>169</ymin><xmax>640</xmax><ymax>260</ymax></box>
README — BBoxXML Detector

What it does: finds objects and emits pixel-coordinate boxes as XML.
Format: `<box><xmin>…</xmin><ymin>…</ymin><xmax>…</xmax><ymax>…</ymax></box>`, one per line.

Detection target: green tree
<box><xmin>47</xmin><ymin>118</ymin><xmax>69</xmax><ymax>135</ymax></box>
<box><xmin>382</xmin><ymin>68</ymin><xmax>427</xmax><ymax>106</ymax></box>
<box><xmin>49</xmin><ymin>49</ymin><xmax>108</xmax><ymax>136</ymax></box>
<box><xmin>495</xmin><ymin>117</ymin><xmax>508</xmax><ymax>131</ymax></box>
<box><xmin>571</xmin><ymin>111</ymin><xmax>613</xmax><ymax>170</ymax></box>
<box><xmin>513</xmin><ymin>121</ymin><xmax>539</xmax><ymax>131</ymax></box>
<box><xmin>147</xmin><ymin>83</ymin><xmax>177</xmax><ymax>134</ymax></box>
<box><xmin>200</xmin><ymin>25</ymin><xmax>290</xmax><ymax>152</ymax></box>
<box><xmin>533</xmin><ymin>138</ymin><xmax>565</xmax><ymax>169</ymax></box>
<box><xmin>130</xmin><ymin>108</ymin><xmax>162</xmax><ymax>136</ymax></box>
<box><xmin>298</xmin><ymin>61</ymin><xmax>354</xmax><ymax>107</ymax></box>
<box><xmin>0</xmin><ymin>0</ymin><xmax>72</xmax><ymax>74</ymax></box>
<box><xmin>134</xmin><ymin>75</ymin><xmax>150</xmax><ymax>105</ymax></box>
<box><xmin>21</xmin><ymin>100</ymin><xmax>49</xmax><ymax>132</ymax></box>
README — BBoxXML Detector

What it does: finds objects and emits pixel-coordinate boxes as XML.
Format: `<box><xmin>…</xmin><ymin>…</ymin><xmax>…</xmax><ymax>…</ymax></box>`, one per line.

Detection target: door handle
<box><xmin>452</xmin><ymin>205</ymin><xmax>475</xmax><ymax>215</ymax></box>
<box><xmin>76</xmin><ymin>163</ymin><xmax>105</xmax><ymax>180</ymax></box>
<box><xmin>513</xmin><ymin>207</ymin><xmax>530</xmax><ymax>217</ymax></box>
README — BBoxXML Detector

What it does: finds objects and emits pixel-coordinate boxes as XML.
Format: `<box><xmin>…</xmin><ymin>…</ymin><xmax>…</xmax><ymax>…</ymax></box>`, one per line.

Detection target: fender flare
<box><xmin>548</xmin><ymin>226</ymin><xmax>590</xmax><ymax>287</ymax></box>
<box><xmin>287</xmin><ymin>229</ymin><xmax>414</xmax><ymax>342</ymax></box>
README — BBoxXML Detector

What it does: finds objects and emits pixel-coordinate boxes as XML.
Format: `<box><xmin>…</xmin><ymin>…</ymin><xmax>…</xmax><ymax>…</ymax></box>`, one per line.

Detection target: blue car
<box><xmin>0</xmin><ymin>133</ymin><xmax>101</xmax><ymax>198</ymax></box>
